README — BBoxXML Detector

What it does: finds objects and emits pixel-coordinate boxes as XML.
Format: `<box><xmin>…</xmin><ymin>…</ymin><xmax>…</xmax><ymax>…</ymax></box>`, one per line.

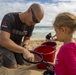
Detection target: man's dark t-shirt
<box><xmin>46</xmin><ymin>34</ymin><xmax>52</xmax><ymax>40</ymax></box>
<box><xmin>1</xmin><ymin>12</ymin><xmax>34</xmax><ymax>44</ymax></box>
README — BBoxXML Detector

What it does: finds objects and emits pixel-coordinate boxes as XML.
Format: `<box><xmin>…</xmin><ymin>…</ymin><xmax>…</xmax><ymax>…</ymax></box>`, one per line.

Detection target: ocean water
<box><xmin>31</xmin><ymin>26</ymin><xmax>55</xmax><ymax>39</ymax></box>
<box><xmin>31</xmin><ymin>26</ymin><xmax>76</xmax><ymax>39</ymax></box>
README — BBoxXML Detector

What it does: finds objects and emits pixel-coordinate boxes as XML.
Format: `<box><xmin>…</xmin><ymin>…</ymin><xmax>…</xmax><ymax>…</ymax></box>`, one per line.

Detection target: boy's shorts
<box><xmin>0</xmin><ymin>46</ymin><xmax>24</xmax><ymax>67</ymax></box>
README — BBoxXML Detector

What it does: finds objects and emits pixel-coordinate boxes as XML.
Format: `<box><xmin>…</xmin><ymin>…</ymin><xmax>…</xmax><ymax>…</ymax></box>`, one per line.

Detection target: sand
<box><xmin>0</xmin><ymin>38</ymin><xmax>75</xmax><ymax>75</ymax></box>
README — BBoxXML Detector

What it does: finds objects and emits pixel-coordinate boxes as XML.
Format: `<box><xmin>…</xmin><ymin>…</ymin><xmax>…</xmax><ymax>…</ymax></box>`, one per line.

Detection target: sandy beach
<box><xmin>0</xmin><ymin>38</ymin><xmax>76</xmax><ymax>75</ymax></box>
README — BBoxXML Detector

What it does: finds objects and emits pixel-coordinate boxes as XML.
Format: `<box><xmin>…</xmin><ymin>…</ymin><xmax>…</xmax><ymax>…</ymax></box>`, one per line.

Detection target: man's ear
<box><xmin>28</xmin><ymin>8</ymin><xmax>31</xmax><ymax>13</ymax></box>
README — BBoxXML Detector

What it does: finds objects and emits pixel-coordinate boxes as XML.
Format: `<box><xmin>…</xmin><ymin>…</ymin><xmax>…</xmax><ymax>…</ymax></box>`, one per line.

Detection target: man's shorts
<box><xmin>0</xmin><ymin>46</ymin><xmax>24</xmax><ymax>67</ymax></box>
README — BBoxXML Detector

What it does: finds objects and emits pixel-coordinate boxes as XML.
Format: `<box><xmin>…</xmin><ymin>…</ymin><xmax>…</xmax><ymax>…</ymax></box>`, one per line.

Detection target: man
<box><xmin>0</xmin><ymin>3</ymin><xmax>44</xmax><ymax>68</ymax></box>
<box><xmin>46</xmin><ymin>33</ymin><xmax>56</xmax><ymax>41</ymax></box>
<box><xmin>46</xmin><ymin>33</ymin><xmax>53</xmax><ymax>41</ymax></box>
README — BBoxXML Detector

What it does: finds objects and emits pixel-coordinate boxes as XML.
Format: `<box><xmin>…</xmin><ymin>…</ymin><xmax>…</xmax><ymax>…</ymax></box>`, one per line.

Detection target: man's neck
<box><xmin>19</xmin><ymin>12</ymin><xmax>26</xmax><ymax>23</ymax></box>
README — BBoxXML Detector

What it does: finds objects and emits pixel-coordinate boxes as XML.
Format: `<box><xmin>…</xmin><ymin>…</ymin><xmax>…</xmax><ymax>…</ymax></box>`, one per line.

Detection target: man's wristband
<box><xmin>22</xmin><ymin>44</ymin><xmax>27</xmax><ymax>47</ymax></box>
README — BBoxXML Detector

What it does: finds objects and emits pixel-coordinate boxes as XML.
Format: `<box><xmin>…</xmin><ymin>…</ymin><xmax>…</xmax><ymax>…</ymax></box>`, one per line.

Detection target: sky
<box><xmin>0</xmin><ymin>0</ymin><xmax>76</xmax><ymax>26</ymax></box>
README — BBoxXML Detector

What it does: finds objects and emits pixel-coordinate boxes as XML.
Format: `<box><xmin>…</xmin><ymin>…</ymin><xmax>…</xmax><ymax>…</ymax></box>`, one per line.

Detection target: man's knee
<box><xmin>5</xmin><ymin>64</ymin><xmax>18</xmax><ymax>69</ymax></box>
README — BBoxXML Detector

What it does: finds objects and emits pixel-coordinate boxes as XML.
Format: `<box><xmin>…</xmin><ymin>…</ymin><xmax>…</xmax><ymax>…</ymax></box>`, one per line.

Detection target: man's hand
<box><xmin>23</xmin><ymin>49</ymin><xmax>34</xmax><ymax>62</ymax></box>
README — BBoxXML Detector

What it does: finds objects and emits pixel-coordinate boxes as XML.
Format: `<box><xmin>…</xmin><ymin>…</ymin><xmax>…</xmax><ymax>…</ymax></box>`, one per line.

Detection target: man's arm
<box><xmin>22</xmin><ymin>36</ymin><xmax>30</xmax><ymax>45</ymax></box>
<box><xmin>21</xmin><ymin>36</ymin><xmax>31</xmax><ymax>49</ymax></box>
<box><xmin>22</xmin><ymin>25</ymin><xmax>34</xmax><ymax>46</ymax></box>
<box><xmin>0</xmin><ymin>30</ymin><xmax>35</xmax><ymax>59</ymax></box>
<box><xmin>0</xmin><ymin>31</ymin><xmax>26</xmax><ymax>53</ymax></box>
